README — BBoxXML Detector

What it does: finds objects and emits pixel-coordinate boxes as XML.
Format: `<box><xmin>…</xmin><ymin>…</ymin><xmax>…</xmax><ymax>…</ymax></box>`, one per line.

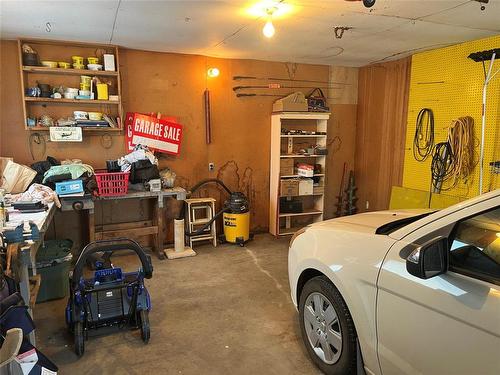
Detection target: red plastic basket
<box><xmin>94</xmin><ymin>171</ymin><xmax>129</xmax><ymax>197</ymax></box>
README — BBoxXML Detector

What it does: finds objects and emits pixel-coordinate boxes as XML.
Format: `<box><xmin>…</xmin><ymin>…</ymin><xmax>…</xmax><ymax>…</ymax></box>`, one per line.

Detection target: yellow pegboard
<box><xmin>403</xmin><ymin>35</ymin><xmax>500</xmax><ymax>201</ymax></box>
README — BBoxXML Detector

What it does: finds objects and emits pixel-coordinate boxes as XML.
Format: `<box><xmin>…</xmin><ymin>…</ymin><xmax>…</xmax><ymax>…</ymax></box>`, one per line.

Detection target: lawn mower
<box><xmin>66</xmin><ymin>239</ymin><xmax>153</xmax><ymax>357</ymax></box>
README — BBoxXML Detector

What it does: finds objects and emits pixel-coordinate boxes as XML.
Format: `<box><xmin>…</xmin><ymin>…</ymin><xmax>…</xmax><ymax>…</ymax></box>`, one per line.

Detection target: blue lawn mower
<box><xmin>65</xmin><ymin>239</ymin><xmax>153</xmax><ymax>357</ymax></box>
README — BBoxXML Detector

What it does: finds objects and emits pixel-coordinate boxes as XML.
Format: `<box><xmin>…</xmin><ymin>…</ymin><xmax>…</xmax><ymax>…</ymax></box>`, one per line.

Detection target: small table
<box><xmin>4</xmin><ymin>202</ymin><xmax>56</xmax><ymax>345</ymax></box>
<box><xmin>87</xmin><ymin>188</ymin><xmax>187</xmax><ymax>259</ymax></box>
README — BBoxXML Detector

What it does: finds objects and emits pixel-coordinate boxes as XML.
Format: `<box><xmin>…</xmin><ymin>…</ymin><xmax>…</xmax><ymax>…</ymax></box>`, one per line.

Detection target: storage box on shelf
<box><xmin>269</xmin><ymin>112</ymin><xmax>330</xmax><ymax>236</ymax></box>
<box><xmin>18</xmin><ymin>39</ymin><xmax>123</xmax><ymax>132</ymax></box>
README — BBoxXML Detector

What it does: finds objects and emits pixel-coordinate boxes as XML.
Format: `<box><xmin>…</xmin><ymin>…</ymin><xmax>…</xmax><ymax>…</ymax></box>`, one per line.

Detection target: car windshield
<box><xmin>375</xmin><ymin>212</ymin><xmax>436</xmax><ymax>235</ymax></box>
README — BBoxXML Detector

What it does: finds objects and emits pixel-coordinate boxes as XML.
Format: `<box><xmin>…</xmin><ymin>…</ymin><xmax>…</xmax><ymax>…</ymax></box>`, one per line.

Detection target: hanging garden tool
<box><xmin>335</xmin><ymin>162</ymin><xmax>348</xmax><ymax>217</ymax></box>
<box><xmin>233</xmin><ymin>75</ymin><xmax>348</xmax><ymax>85</ymax></box>
<box><xmin>233</xmin><ymin>84</ymin><xmax>343</xmax><ymax>91</ymax></box>
<box><xmin>344</xmin><ymin>170</ymin><xmax>358</xmax><ymax>216</ymax></box>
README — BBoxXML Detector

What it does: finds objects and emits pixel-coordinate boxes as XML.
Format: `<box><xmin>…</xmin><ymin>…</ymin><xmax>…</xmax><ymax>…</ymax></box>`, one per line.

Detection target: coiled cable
<box><xmin>413</xmin><ymin>108</ymin><xmax>435</xmax><ymax>162</ymax></box>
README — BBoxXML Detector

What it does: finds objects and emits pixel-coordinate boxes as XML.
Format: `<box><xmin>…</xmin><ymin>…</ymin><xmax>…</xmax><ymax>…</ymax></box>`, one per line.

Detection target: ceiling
<box><xmin>1</xmin><ymin>0</ymin><xmax>499</xmax><ymax>67</ymax></box>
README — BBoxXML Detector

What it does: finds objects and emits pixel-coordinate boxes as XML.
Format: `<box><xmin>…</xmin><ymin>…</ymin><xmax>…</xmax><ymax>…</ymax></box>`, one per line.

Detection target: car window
<box><xmin>449</xmin><ymin>207</ymin><xmax>500</xmax><ymax>283</ymax></box>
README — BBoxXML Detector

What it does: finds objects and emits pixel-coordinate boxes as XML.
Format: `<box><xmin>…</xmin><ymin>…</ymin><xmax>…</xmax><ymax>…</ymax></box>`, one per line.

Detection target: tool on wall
<box><xmin>233</xmin><ymin>84</ymin><xmax>342</xmax><ymax>91</ymax></box>
<box><xmin>233</xmin><ymin>75</ymin><xmax>348</xmax><ymax>85</ymax></box>
<box><xmin>413</xmin><ymin>108</ymin><xmax>435</xmax><ymax>162</ymax></box>
<box><xmin>335</xmin><ymin>162</ymin><xmax>348</xmax><ymax>217</ymax></box>
<box><xmin>204</xmin><ymin>89</ymin><xmax>212</xmax><ymax>144</ymax></box>
<box><xmin>468</xmin><ymin>48</ymin><xmax>500</xmax><ymax>194</ymax></box>
<box><xmin>344</xmin><ymin>170</ymin><xmax>358</xmax><ymax>215</ymax></box>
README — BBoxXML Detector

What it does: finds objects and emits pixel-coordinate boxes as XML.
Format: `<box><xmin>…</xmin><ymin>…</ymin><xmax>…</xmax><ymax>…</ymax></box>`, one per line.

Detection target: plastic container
<box><xmin>29</xmin><ymin>239</ymin><xmax>73</xmax><ymax>303</ymax></box>
<box><xmin>96</xmin><ymin>83</ymin><xmax>108</xmax><ymax>100</ymax></box>
<box><xmin>95</xmin><ymin>171</ymin><xmax>129</xmax><ymax>197</ymax></box>
<box><xmin>55</xmin><ymin>179</ymin><xmax>84</xmax><ymax>195</ymax></box>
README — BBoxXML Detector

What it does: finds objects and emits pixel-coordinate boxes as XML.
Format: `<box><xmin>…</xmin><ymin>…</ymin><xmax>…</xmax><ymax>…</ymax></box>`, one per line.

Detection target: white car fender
<box><xmin>289</xmin><ymin>225</ymin><xmax>397</xmax><ymax>375</ymax></box>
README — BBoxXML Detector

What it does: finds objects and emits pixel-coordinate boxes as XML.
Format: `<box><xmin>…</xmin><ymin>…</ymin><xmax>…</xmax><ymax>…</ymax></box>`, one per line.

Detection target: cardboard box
<box><xmin>313</xmin><ymin>186</ymin><xmax>325</xmax><ymax>195</ymax></box>
<box><xmin>297</xmin><ymin>163</ymin><xmax>314</xmax><ymax>177</ymax></box>
<box><xmin>273</xmin><ymin>92</ymin><xmax>308</xmax><ymax>112</ymax></box>
<box><xmin>299</xmin><ymin>179</ymin><xmax>313</xmax><ymax>196</ymax></box>
<box><xmin>280</xmin><ymin>159</ymin><xmax>295</xmax><ymax>176</ymax></box>
<box><xmin>280</xmin><ymin>179</ymin><xmax>299</xmax><ymax>197</ymax></box>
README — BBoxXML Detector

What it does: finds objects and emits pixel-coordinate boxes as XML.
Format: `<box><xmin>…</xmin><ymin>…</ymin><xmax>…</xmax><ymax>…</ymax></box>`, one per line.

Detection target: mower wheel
<box><xmin>74</xmin><ymin>322</ymin><xmax>85</xmax><ymax>357</ymax></box>
<box><xmin>140</xmin><ymin>309</ymin><xmax>150</xmax><ymax>344</ymax></box>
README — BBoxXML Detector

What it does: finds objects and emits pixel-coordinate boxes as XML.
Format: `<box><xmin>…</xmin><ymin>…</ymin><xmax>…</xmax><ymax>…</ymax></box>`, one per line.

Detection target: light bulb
<box><xmin>263</xmin><ymin>20</ymin><xmax>275</xmax><ymax>38</ymax></box>
<box><xmin>207</xmin><ymin>67</ymin><xmax>220</xmax><ymax>77</ymax></box>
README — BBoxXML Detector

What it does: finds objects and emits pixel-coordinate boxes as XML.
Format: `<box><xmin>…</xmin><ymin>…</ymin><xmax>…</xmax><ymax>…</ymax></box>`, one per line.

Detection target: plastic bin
<box><xmin>29</xmin><ymin>239</ymin><xmax>73</xmax><ymax>303</ymax></box>
<box><xmin>95</xmin><ymin>170</ymin><xmax>129</xmax><ymax>197</ymax></box>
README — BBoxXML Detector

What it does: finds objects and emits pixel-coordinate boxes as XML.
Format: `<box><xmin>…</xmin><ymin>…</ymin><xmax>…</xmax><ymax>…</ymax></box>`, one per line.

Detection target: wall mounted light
<box><xmin>207</xmin><ymin>67</ymin><xmax>220</xmax><ymax>77</ymax></box>
<box><xmin>262</xmin><ymin>7</ymin><xmax>276</xmax><ymax>38</ymax></box>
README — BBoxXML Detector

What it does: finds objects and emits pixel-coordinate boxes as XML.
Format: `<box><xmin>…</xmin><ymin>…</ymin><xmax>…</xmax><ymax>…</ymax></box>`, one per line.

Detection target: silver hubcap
<box><xmin>303</xmin><ymin>292</ymin><xmax>342</xmax><ymax>365</ymax></box>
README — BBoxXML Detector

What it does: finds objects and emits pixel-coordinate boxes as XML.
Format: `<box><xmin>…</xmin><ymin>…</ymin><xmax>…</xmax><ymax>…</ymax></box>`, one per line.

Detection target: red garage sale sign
<box><xmin>125</xmin><ymin>112</ymin><xmax>183</xmax><ymax>155</ymax></box>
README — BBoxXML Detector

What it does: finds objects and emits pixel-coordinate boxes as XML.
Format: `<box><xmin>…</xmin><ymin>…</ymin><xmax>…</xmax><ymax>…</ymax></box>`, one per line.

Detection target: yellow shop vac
<box><xmin>182</xmin><ymin>179</ymin><xmax>251</xmax><ymax>246</ymax></box>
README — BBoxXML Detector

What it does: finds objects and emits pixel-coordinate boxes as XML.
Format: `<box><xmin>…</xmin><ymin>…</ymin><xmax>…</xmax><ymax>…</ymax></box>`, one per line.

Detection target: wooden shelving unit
<box><xmin>269</xmin><ymin>112</ymin><xmax>330</xmax><ymax>236</ymax></box>
<box><xmin>18</xmin><ymin>39</ymin><xmax>123</xmax><ymax>132</ymax></box>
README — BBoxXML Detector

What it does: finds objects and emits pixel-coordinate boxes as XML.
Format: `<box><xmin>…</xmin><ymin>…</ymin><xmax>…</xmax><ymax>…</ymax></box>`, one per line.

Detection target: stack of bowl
<box><xmin>72</xmin><ymin>56</ymin><xmax>84</xmax><ymax>69</ymax></box>
<box><xmin>64</xmin><ymin>87</ymin><xmax>79</xmax><ymax>100</ymax></box>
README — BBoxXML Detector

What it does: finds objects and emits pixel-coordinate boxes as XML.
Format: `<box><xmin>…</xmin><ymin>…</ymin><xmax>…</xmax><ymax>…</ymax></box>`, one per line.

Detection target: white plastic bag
<box><xmin>0</xmin><ymin>160</ymin><xmax>36</xmax><ymax>194</ymax></box>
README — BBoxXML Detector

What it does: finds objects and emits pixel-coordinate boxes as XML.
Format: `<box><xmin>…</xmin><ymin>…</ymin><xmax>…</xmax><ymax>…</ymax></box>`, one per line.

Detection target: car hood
<box><xmin>310</xmin><ymin>209</ymin><xmax>433</xmax><ymax>234</ymax></box>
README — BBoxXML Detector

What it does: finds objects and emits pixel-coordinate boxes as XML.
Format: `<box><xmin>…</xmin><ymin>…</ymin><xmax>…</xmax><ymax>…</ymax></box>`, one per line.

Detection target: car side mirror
<box><xmin>406</xmin><ymin>237</ymin><xmax>448</xmax><ymax>279</ymax></box>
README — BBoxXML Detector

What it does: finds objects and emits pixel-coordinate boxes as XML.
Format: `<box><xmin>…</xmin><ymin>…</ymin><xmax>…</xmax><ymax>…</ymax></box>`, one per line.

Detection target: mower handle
<box><xmin>72</xmin><ymin>239</ymin><xmax>153</xmax><ymax>286</ymax></box>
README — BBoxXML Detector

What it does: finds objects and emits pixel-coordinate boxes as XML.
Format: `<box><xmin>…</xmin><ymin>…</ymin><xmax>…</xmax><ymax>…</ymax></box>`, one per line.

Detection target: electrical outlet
<box><xmin>208</xmin><ymin>162</ymin><xmax>215</xmax><ymax>171</ymax></box>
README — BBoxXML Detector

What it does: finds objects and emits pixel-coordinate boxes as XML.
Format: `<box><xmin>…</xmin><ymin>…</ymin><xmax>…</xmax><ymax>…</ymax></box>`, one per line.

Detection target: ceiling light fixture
<box><xmin>207</xmin><ymin>67</ymin><xmax>220</xmax><ymax>78</ymax></box>
<box><xmin>262</xmin><ymin>7</ymin><xmax>276</xmax><ymax>38</ymax></box>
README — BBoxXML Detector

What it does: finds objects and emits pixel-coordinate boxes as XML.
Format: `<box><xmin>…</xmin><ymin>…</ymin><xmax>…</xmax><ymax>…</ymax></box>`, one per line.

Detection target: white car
<box><xmin>288</xmin><ymin>190</ymin><xmax>500</xmax><ymax>375</ymax></box>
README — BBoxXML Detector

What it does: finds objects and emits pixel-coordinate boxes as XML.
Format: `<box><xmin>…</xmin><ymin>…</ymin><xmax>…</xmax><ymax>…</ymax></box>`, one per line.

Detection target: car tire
<box><xmin>299</xmin><ymin>276</ymin><xmax>357</xmax><ymax>375</ymax></box>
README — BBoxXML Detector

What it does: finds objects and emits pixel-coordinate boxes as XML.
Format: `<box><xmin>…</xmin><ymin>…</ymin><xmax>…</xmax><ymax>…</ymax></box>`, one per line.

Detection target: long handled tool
<box><xmin>233</xmin><ymin>75</ymin><xmax>349</xmax><ymax>85</ymax></box>
<box><xmin>236</xmin><ymin>92</ymin><xmax>338</xmax><ymax>99</ymax></box>
<box><xmin>233</xmin><ymin>85</ymin><xmax>342</xmax><ymax>91</ymax></box>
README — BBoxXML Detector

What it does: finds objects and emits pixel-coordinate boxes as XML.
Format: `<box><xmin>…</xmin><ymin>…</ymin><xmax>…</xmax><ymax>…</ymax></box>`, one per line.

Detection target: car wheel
<box><xmin>299</xmin><ymin>276</ymin><xmax>357</xmax><ymax>375</ymax></box>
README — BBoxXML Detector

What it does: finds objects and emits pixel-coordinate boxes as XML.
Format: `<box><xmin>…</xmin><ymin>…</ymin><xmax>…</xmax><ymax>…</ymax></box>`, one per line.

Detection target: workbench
<box><xmin>3</xmin><ymin>202</ymin><xmax>57</xmax><ymax>345</ymax></box>
<box><xmin>87</xmin><ymin>188</ymin><xmax>187</xmax><ymax>260</ymax></box>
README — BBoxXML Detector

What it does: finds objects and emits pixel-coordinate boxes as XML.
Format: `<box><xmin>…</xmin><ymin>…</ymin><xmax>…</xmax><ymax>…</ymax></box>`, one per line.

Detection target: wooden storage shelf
<box><xmin>281</xmin><ymin>174</ymin><xmax>325</xmax><ymax>178</ymax></box>
<box><xmin>279</xmin><ymin>209</ymin><xmax>323</xmax><ymax>218</ymax></box>
<box><xmin>25</xmin><ymin>97</ymin><xmax>120</xmax><ymax>105</ymax></box>
<box><xmin>22</xmin><ymin>66</ymin><xmax>119</xmax><ymax>77</ymax></box>
<box><xmin>280</xmin><ymin>134</ymin><xmax>327</xmax><ymax>138</ymax></box>
<box><xmin>280</xmin><ymin>154</ymin><xmax>325</xmax><ymax>158</ymax></box>
<box><xmin>27</xmin><ymin>126</ymin><xmax>121</xmax><ymax>132</ymax></box>
<box><xmin>269</xmin><ymin>112</ymin><xmax>331</xmax><ymax>236</ymax></box>
<box><xmin>19</xmin><ymin>38</ymin><xmax>123</xmax><ymax>132</ymax></box>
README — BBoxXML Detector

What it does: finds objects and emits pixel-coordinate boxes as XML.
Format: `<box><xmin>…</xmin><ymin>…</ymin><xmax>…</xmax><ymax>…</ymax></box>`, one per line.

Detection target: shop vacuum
<box><xmin>181</xmin><ymin>179</ymin><xmax>252</xmax><ymax>246</ymax></box>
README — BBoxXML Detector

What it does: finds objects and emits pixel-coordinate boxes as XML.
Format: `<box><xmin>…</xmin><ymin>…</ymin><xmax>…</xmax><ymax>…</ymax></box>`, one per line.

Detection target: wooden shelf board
<box><xmin>23</xmin><ymin>66</ymin><xmax>118</xmax><ymax>76</ymax></box>
<box><xmin>278</xmin><ymin>226</ymin><xmax>307</xmax><ymax>236</ymax></box>
<box><xmin>25</xmin><ymin>97</ymin><xmax>120</xmax><ymax>105</ymax></box>
<box><xmin>281</xmin><ymin>174</ymin><xmax>325</xmax><ymax>178</ymax></box>
<box><xmin>27</xmin><ymin>126</ymin><xmax>121</xmax><ymax>132</ymax></box>
<box><xmin>272</xmin><ymin>111</ymin><xmax>331</xmax><ymax>120</ymax></box>
<box><xmin>279</xmin><ymin>210</ymin><xmax>323</xmax><ymax>218</ymax></box>
<box><xmin>280</xmin><ymin>154</ymin><xmax>326</xmax><ymax>158</ymax></box>
<box><xmin>280</xmin><ymin>134</ymin><xmax>327</xmax><ymax>138</ymax></box>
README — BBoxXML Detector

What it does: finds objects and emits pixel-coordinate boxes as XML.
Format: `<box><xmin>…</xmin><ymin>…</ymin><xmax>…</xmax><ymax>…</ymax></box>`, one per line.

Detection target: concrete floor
<box><xmin>34</xmin><ymin>234</ymin><xmax>320</xmax><ymax>374</ymax></box>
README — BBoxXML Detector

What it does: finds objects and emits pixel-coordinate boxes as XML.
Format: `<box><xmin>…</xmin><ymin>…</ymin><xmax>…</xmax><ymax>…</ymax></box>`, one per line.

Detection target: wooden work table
<box><xmin>3</xmin><ymin>202</ymin><xmax>57</xmax><ymax>345</ymax></box>
<box><xmin>87</xmin><ymin>188</ymin><xmax>187</xmax><ymax>260</ymax></box>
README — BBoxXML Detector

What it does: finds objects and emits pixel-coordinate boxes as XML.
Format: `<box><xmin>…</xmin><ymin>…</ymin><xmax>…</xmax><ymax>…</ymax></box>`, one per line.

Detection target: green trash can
<box><xmin>29</xmin><ymin>239</ymin><xmax>73</xmax><ymax>303</ymax></box>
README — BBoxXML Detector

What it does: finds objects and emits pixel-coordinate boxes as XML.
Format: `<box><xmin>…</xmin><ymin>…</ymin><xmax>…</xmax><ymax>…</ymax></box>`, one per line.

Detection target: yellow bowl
<box><xmin>80</xmin><ymin>83</ymin><xmax>91</xmax><ymax>90</ymax></box>
<box><xmin>41</xmin><ymin>60</ymin><xmax>58</xmax><ymax>68</ymax></box>
<box><xmin>87</xmin><ymin>57</ymin><xmax>99</xmax><ymax>64</ymax></box>
<box><xmin>58</xmin><ymin>62</ymin><xmax>71</xmax><ymax>69</ymax></box>
<box><xmin>73</xmin><ymin>64</ymin><xmax>85</xmax><ymax>70</ymax></box>
<box><xmin>88</xmin><ymin>112</ymin><xmax>103</xmax><ymax>121</ymax></box>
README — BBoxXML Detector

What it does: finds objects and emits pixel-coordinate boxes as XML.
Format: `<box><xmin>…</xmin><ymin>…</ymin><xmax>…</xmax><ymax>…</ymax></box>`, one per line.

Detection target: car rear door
<box><xmin>376</xmin><ymin>198</ymin><xmax>500</xmax><ymax>375</ymax></box>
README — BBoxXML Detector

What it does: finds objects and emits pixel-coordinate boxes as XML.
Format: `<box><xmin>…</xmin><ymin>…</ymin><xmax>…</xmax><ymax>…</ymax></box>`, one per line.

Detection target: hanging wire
<box><xmin>413</xmin><ymin>108</ymin><xmax>435</xmax><ymax>162</ymax></box>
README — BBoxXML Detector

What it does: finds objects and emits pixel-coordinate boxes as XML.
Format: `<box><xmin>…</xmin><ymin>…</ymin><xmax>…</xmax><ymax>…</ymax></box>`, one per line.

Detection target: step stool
<box><xmin>184</xmin><ymin>198</ymin><xmax>217</xmax><ymax>248</ymax></box>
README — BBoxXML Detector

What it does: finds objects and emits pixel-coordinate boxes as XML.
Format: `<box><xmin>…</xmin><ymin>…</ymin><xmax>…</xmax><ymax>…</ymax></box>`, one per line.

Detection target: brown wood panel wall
<box><xmin>355</xmin><ymin>57</ymin><xmax>411</xmax><ymax>212</ymax></box>
<box><xmin>1</xmin><ymin>40</ymin><xmax>358</xmax><ymax>247</ymax></box>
